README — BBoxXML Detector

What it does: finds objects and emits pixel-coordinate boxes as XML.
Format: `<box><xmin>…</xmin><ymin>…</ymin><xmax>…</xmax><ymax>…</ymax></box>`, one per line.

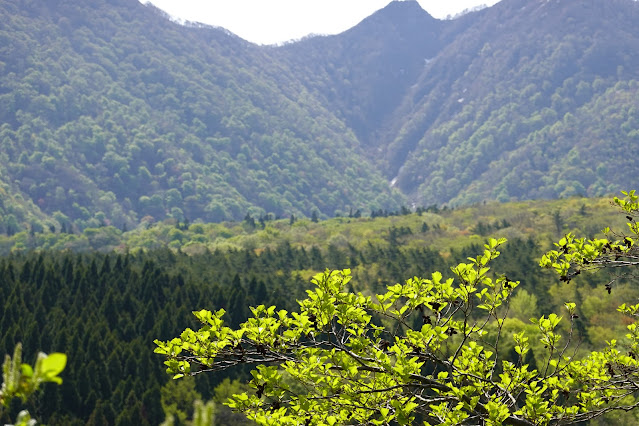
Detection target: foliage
<box><xmin>0</xmin><ymin>195</ymin><xmax>625</xmax><ymax>256</ymax></box>
<box><xmin>160</xmin><ymin>376</ymin><xmax>203</xmax><ymax>424</ymax></box>
<box><xmin>0</xmin><ymin>194</ymin><xmax>636</xmax><ymax>424</ymax></box>
<box><xmin>0</xmin><ymin>0</ymin><xmax>404</xmax><ymax>235</ymax></box>
<box><xmin>0</xmin><ymin>243</ymin><xmax>349</xmax><ymax>424</ymax></box>
<box><xmin>160</xmin><ymin>378</ymin><xmax>256</xmax><ymax>426</ymax></box>
<box><xmin>391</xmin><ymin>1</ymin><xmax>639</xmax><ymax>206</ymax></box>
<box><xmin>156</xmin><ymin>192</ymin><xmax>639</xmax><ymax>425</ymax></box>
<box><xmin>153</xmin><ymin>256</ymin><xmax>618</xmax><ymax>422</ymax></box>
<box><xmin>191</xmin><ymin>400</ymin><xmax>216</xmax><ymax>426</ymax></box>
<box><xmin>1</xmin><ymin>343</ymin><xmax>66</xmax><ymax>425</ymax></box>
<box><xmin>541</xmin><ymin>190</ymin><xmax>638</xmax><ymax>288</ymax></box>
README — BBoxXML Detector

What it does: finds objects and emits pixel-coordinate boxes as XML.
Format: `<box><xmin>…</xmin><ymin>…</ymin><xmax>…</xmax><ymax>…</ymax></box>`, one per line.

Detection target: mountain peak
<box><xmin>374</xmin><ymin>0</ymin><xmax>434</xmax><ymax>20</ymax></box>
<box><xmin>351</xmin><ymin>0</ymin><xmax>437</xmax><ymax>36</ymax></box>
<box><xmin>386</xmin><ymin>0</ymin><xmax>423</xmax><ymax>8</ymax></box>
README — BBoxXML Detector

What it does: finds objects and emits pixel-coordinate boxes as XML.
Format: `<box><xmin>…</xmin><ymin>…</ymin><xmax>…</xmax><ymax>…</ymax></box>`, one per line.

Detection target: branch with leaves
<box><xmin>541</xmin><ymin>190</ymin><xmax>638</xmax><ymax>291</ymax></box>
<box><xmin>156</xmin><ymin>200</ymin><xmax>639</xmax><ymax>425</ymax></box>
<box><xmin>1</xmin><ymin>343</ymin><xmax>67</xmax><ymax>426</ymax></box>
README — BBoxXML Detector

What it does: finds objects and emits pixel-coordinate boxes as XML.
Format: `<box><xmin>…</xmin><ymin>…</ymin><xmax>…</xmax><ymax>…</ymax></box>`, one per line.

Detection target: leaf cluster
<box><xmin>157</xmin><ymin>235</ymin><xmax>639</xmax><ymax>425</ymax></box>
<box><xmin>1</xmin><ymin>343</ymin><xmax>66</xmax><ymax>425</ymax></box>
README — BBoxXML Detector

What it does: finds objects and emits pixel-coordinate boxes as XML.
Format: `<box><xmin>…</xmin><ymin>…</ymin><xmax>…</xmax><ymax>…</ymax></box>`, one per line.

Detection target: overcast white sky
<box><xmin>142</xmin><ymin>0</ymin><xmax>501</xmax><ymax>45</ymax></box>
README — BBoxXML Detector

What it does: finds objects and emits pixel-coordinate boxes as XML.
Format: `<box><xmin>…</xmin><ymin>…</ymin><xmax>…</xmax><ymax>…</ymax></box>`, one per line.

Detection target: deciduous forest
<box><xmin>2</xmin><ymin>0</ymin><xmax>639</xmax><ymax>233</ymax></box>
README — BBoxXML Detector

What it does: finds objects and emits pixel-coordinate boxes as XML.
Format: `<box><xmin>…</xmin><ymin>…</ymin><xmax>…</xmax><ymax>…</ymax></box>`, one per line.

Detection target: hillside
<box><xmin>276</xmin><ymin>0</ymin><xmax>453</xmax><ymax>148</ymax></box>
<box><xmin>1</xmin><ymin>0</ymin><xmax>639</xmax><ymax>234</ymax></box>
<box><xmin>387</xmin><ymin>0</ymin><xmax>639</xmax><ymax>204</ymax></box>
<box><xmin>0</xmin><ymin>0</ymin><xmax>404</xmax><ymax>234</ymax></box>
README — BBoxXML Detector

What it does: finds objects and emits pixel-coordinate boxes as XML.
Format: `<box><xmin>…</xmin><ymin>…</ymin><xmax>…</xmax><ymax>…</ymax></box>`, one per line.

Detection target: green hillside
<box><xmin>390</xmin><ymin>0</ymin><xmax>639</xmax><ymax>204</ymax></box>
<box><xmin>0</xmin><ymin>0</ymin><xmax>403</xmax><ymax>235</ymax></box>
<box><xmin>1</xmin><ymin>0</ymin><xmax>639</xmax><ymax>237</ymax></box>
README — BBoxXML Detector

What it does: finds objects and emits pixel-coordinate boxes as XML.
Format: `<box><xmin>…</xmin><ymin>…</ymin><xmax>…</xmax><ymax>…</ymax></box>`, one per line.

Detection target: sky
<box><xmin>141</xmin><ymin>0</ymin><xmax>501</xmax><ymax>45</ymax></box>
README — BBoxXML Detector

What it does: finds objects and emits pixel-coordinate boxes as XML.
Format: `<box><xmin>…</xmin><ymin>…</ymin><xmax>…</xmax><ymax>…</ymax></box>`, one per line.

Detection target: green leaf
<box><xmin>40</xmin><ymin>353</ymin><xmax>67</xmax><ymax>383</ymax></box>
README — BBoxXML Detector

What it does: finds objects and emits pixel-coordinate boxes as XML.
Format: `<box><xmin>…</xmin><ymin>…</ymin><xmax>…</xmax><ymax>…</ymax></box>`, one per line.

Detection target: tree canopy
<box><xmin>155</xmin><ymin>191</ymin><xmax>639</xmax><ymax>425</ymax></box>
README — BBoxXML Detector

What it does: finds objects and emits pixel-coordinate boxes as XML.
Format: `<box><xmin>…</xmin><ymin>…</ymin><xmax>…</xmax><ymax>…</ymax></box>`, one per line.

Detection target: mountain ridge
<box><xmin>1</xmin><ymin>0</ymin><xmax>639</xmax><ymax>235</ymax></box>
<box><xmin>277</xmin><ymin>0</ymin><xmax>449</xmax><ymax>152</ymax></box>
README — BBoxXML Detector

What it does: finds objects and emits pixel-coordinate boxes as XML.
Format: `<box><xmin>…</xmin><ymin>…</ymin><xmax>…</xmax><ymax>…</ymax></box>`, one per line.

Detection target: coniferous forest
<box><xmin>3</xmin><ymin>211</ymin><xmax>638</xmax><ymax>424</ymax></box>
<box><xmin>1</xmin><ymin>241</ymin><xmax>450</xmax><ymax>424</ymax></box>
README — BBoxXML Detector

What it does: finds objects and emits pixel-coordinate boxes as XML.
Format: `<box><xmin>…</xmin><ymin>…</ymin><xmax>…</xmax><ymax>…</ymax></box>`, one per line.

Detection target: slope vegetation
<box><xmin>1</xmin><ymin>0</ymin><xmax>639</xmax><ymax>234</ymax></box>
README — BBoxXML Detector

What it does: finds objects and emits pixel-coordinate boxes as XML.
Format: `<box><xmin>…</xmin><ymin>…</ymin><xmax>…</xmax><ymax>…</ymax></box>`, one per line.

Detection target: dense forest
<box><xmin>0</xmin><ymin>195</ymin><xmax>626</xmax><ymax>256</ymax></box>
<box><xmin>1</xmin><ymin>0</ymin><xmax>639</xmax><ymax>235</ymax></box>
<box><xmin>2</xmin><ymin>198</ymin><xmax>638</xmax><ymax>424</ymax></box>
<box><xmin>0</xmin><ymin>247</ymin><xmax>308</xmax><ymax>425</ymax></box>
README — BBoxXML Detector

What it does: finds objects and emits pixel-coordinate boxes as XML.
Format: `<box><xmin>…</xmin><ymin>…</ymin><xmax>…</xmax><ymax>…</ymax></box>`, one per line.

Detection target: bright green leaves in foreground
<box><xmin>156</xmin><ymin>197</ymin><xmax>639</xmax><ymax>425</ymax></box>
<box><xmin>1</xmin><ymin>343</ymin><xmax>67</xmax><ymax>425</ymax></box>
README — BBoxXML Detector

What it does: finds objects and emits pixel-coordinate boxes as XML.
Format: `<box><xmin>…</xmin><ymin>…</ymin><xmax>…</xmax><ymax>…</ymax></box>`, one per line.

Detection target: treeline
<box><xmin>0</xmin><ymin>236</ymin><xmax>549</xmax><ymax>425</ymax></box>
<box><xmin>1</xmin><ymin>233</ymin><xmax>631</xmax><ymax>424</ymax></box>
<box><xmin>0</xmin><ymin>238</ymin><xmax>448</xmax><ymax>425</ymax></box>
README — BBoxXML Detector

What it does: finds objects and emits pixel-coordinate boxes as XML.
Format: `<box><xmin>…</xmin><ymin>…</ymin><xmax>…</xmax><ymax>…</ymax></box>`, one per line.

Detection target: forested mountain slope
<box><xmin>387</xmin><ymin>0</ymin><xmax>639</xmax><ymax>205</ymax></box>
<box><xmin>1</xmin><ymin>0</ymin><xmax>639</xmax><ymax>235</ymax></box>
<box><xmin>276</xmin><ymin>0</ymin><xmax>454</xmax><ymax>149</ymax></box>
<box><xmin>0</xmin><ymin>0</ymin><xmax>403</xmax><ymax>234</ymax></box>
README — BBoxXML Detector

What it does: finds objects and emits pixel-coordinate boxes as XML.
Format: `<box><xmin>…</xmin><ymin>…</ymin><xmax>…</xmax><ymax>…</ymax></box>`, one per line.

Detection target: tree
<box><xmin>155</xmin><ymin>192</ymin><xmax>639</xmax><ymax>425</ymax></box>
<box><xmin>160</xmin><ymin>375</ymin><xmax>202</xmax><ymax>424</ymax></box>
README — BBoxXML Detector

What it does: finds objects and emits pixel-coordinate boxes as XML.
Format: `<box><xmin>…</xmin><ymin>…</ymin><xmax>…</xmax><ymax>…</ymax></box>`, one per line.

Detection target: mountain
<box><xmin>385</xmin><ymin>0</ymin><xmax>639</xmax><ymax>205</ymax></box>
<box><xmin>0</xmin><ymin>0</ymin><xmax>405</xmax><ymax>233</ymax></box>
<box><xmin>277</xmin><ymin>0</ymin><xmax>451</xmax><ymax>149</ymax></box>
<box><xmin>1</xmin><ymin>0</ymin><xmax>639</xmax><ymax>235</ymax></box>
